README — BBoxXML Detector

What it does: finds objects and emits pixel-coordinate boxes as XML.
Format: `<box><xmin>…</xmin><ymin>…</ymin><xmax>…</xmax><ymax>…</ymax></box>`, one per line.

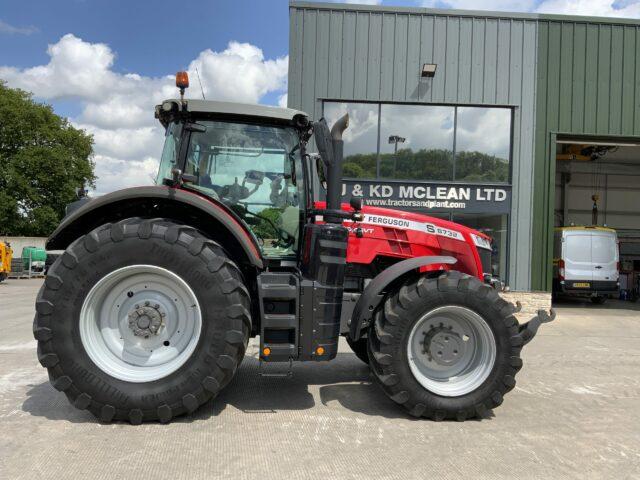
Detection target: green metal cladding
<box><xmin>532</xmin><ymin>19</ymin><xmax>640</xmax><ymax>290</ymax></box>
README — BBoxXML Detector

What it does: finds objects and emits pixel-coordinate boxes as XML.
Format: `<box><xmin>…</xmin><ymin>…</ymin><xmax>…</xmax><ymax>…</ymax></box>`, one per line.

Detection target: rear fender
<box><xmin>348</xmin><ymin>255</ymin><xmax>457</xmax><ymax>340</ymax></box>
<box><xmin>47</xmin><ymin>186</ymin><xmax>263</xmax><ymax>269</ymax></box>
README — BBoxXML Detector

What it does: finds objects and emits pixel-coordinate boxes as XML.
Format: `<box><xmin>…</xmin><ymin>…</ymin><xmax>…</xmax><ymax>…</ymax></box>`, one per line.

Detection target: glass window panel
<box><xmin>379</xmin><ymin>104</ymin><xmax>454</xmax><ymax>181</ymax></box>
<box><xmin>323</xmin><ymin>102</ymin><xmax>379</xmax><ymax>179</ymax></box>
<box><xmin>455</xmin><ymin>107</ymin><xmax>511</xmax><ymax>183</ymax></box>
<box><xmin>452</xmin><ymin>213</ymin><xmax>509</xmax><ymax>279</ymax></box>
<box><xmin>184</xmin><ymin>121</ymin><xmax>304</xmax><ymax>258</ymax></box>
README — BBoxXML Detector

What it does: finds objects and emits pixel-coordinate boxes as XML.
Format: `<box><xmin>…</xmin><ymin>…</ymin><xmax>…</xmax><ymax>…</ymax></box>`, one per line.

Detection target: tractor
<box><xmin>34</xmin><ymin>72</ymin><xmax>554</xmax><ymax>424</ymax></box>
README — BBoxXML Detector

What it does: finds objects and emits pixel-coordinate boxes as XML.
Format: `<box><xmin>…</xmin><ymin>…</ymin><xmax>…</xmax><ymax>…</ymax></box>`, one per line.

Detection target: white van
<box><xmin>553</xmin><ymin>227</ymin><xmax>620</xmax><ymax>304</ymax></box>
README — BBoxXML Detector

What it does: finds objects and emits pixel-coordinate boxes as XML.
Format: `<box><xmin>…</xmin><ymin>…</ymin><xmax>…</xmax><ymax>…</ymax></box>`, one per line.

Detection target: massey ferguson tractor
<box><xmin>34</xmin><ymin>72</ymin><xmax>554</xmax><ymax>424</ymax></box>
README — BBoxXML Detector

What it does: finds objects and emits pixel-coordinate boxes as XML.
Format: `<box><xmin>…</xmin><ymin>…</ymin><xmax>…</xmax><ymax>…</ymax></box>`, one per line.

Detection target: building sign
<box><xmin>341</xmin><ymin>179</ymin><xmax>511</xmax><ymax>214</ymax></box>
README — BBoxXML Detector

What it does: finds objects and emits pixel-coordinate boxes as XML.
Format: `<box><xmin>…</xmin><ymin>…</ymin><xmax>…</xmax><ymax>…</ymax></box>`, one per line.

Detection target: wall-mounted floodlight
<box><xmin>421</xmin><ymin>63</ymin><xmax>437</xmax><ymax>78</ymax></box>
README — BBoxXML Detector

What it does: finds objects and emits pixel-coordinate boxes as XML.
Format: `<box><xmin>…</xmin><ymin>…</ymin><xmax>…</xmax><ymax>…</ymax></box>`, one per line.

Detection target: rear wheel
<box><xmin>368</xmin><ymin>271</ymin><xmax>523</xmax><ymax>420</ymax></box>
<box><xmin>590</xmin><ymin>296</ymin><xmax>607</xmax><ymax>305</ymax></box>
<box><xmin>34</xmin><ymin>218</ymin><xmax>251</xmax><ymax>424</ymax></box>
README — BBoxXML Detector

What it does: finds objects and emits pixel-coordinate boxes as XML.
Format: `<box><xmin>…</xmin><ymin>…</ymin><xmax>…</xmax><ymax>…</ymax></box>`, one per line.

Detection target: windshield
<box><xmin>156</xmin><ymin>121</ymin><xmax>182</xmax><ymax>185</ymax></box>
<box><xmin>183</xmin><ymin>120</ymin><xmax>304</xmax><ymax>258</ymax></box>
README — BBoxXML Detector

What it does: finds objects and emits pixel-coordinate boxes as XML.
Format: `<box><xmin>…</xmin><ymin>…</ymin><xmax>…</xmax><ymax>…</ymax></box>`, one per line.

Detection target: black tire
<box><xmin>368</xmin><ymin>271</ymin><xmax>523</xmax><ymax>421</ymax></box>
<box><xmin>33</xmin><ymin>218</ymin><xmax>251</xmax><ymax>424</ymax></box>
<box><xmin>0</xmin><ymin>272</ymin><xmax>6</xmax><ymax>283</ymax></box>
<box><xmin>346</xmin><ymin>336</ymin><xmax>369</xmax><ymax>364</ymax></box>
<box><xmin>590</xmin><ymin>296</ymin><xmax>607</xmax><ymax>305</ymax></box>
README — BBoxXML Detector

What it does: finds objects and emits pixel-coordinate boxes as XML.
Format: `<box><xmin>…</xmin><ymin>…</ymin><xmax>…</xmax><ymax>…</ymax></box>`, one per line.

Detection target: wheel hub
<box><xmin>127</xmin><ymin>301</ymin><xmax>165</xmax><ymax>338</ymax></box>
<box><xmin>407</xmin><ymin>306</ymin><xmax>497</xmax><ymax>397</ymax></box>
<box><xmin>421</xmin><ymin>325</ymin><xmax>465</xmax><ymax>366</ymax></box>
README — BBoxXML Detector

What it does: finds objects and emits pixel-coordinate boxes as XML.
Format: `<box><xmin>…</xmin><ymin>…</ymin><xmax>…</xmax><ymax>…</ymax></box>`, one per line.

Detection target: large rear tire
<box><xmin>368</xmin><ymin>271</ymin><xmax>523</xmax><ymax>420</ymax></box>
<box><xmin>34</xmin><ymin>218</ymin><xmax>251</xmax><ymax>424</ymax></box>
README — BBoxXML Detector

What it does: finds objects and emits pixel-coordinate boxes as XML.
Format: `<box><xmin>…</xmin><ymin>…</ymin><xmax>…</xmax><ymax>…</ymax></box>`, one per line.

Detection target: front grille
<box><xmin>478</xmin><ymin>248</ymin><xmax>492</xmax><ymax>275</ymax></box>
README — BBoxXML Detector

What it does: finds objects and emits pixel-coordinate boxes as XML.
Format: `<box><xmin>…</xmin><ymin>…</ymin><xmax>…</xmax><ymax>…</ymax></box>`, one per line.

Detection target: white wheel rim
<box><xmin>79</xmin><ymin>265</ymin><xmax>202</xmax><ymax>383</ymax></box>
<box><xmin>406</xmin><ymin>306</ymin><xmax>496</xmax><ymax>397</ymax></box>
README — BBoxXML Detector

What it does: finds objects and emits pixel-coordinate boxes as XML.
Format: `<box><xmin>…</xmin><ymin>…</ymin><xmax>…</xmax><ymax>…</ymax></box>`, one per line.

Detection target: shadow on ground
<box><xmin>22</xmin><ymin>352</ymin><xmax>496</xmax><ymax>424</ymax></box>
<box><xmin>20</xmin><ymin>353</ymin><xmax>414</xmax><ymax>423</ymax></box>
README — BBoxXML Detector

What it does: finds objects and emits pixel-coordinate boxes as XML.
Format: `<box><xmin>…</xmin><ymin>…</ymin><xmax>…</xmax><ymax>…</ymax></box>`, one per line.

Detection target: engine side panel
<box><xmin>340</xmin><ymin>207</ymin><xmax>486</xmax><ymax>280</ymax></box>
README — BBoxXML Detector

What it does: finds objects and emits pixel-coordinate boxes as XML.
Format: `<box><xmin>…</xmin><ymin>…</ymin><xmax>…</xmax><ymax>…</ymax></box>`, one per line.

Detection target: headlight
<box><xmin>471</xmin><ymin>233</ymin><xmax>492</xmax><ymax>250</ymax></box>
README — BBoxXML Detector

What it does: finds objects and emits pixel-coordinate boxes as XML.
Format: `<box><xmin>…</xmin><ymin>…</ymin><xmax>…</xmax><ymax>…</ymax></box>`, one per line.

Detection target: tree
<box><xmin>0</xmin><ymin>82</ymin><xmax>95</xmax><ymax>236</ymax></box>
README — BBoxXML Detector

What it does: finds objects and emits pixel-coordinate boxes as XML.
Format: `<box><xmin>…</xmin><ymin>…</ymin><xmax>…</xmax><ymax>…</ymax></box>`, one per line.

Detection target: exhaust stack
<box><xmin>326</xmin><ymin>114</ymin><xmax>349</xmax><ymax>214</ymax></box>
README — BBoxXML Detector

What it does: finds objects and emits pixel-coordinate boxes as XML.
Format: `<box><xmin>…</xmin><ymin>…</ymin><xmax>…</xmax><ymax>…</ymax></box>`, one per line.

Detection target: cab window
<box><xmin>184</xmin><ymin>120</ymin><xmax>304</xmax><ymax>258</ymax></box>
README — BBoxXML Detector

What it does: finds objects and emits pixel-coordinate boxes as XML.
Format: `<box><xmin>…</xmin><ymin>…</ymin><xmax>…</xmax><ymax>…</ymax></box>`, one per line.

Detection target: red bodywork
<box><xmin>316</xmin><ymin>202</ymin><xmax>492</xmax><ymax>280</ymax></box>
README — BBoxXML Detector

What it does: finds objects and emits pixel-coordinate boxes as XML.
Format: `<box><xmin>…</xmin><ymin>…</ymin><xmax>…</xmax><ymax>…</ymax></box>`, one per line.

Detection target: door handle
<box><xmin>595</xmin><ymin>266</ymin><xmax>603</xmax><ymax>269</ymax></box>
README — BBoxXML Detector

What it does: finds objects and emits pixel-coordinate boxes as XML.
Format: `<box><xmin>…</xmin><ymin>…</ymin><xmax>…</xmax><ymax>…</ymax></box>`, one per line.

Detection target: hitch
<box><xmin>518</xmin><ymin>308</ymin><xmax>556</xmax><ymax>346</ymax></box>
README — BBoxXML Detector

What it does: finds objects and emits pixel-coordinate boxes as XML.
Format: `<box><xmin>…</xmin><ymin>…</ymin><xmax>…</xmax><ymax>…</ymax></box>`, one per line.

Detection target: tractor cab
<box><xmin>155</xmin><ymin>99</ymin><xmax>311</xmax><ymax>259</ymax></box>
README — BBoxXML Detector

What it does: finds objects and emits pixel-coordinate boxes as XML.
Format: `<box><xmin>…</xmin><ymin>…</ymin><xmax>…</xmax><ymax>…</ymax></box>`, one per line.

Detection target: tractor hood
<box><xmin>315</xmin><ymin>201</ymin><xmax>493</xmax><ymax>279</ymax></box>
<box><xmin>314</xmin><ymin>201</ymin><xmax>491</xmax><ymax>248</ymax></box>
<box><xmin>355</xmin><ymin>204</ymin><xmax>492</xmax><ymax>249</ymax></box>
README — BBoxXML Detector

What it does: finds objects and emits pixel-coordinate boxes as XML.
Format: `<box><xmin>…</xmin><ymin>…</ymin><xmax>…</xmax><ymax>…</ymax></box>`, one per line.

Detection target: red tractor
<box><xmin>35</xmin><ymin>73</ymin><xmax>553</xmax><ymax>424</ymax></box>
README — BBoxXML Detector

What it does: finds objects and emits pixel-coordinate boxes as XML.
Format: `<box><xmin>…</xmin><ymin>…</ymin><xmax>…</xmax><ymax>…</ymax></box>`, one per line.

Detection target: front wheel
<box><xmin>34</xmin><ymin>218</ymin><xmax>251</xmax><ymax>424</ymax></box>
<box><xmin>368</xmin><ymin>271</ymin><xmax>523</xmax><ymax>420</ymax></box>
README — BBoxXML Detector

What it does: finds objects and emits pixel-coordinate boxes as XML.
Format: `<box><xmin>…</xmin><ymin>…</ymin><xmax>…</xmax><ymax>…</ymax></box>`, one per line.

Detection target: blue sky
<box><xmin>1</xmin><ymin>0</ymin><xmax>638</xmax><ymax>193</ymax></box>
<box><xmin>0</xmin><ymin>0</ymin><xmax>293</xmax><ymax>114</ymax></box>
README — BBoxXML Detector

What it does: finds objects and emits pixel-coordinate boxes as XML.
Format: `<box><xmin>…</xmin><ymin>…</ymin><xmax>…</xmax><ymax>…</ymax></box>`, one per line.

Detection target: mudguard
<box><xmin>47</xmin><ymin>185</ymin><xmax>263</xmax><ymax>268</ymax></box>
<box><xmin>348</xmin><ymin>255</ymin><xmax>457</xmax><ymax>340</ymax></box>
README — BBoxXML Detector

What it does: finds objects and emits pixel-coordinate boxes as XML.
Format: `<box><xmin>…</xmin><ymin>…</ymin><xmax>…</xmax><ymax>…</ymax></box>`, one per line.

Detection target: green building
<box><xmin>288</xmin><ymin>1</ymin><xmax>640</xmax><ymax>292</ymax></box>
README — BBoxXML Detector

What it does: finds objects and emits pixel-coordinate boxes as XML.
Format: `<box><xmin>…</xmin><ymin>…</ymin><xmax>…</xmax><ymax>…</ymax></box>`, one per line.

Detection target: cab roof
<box><xmin>155</xmin><ymin>98</ymin><xmax>309</xmax><ymax>128</ymax></box>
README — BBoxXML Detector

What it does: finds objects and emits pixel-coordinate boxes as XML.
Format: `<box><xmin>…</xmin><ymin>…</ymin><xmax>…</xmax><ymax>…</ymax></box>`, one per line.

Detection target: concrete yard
<box><xmin>1</xmin><ymin>279</ymin><xmax>639</xmax><ymax>480</ymax></box>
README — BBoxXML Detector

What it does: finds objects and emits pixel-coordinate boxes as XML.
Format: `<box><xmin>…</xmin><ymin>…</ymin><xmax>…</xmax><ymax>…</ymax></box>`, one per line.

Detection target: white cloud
<box><xmin>188</xmin><ymin>42</ymin><xmax>288</xmax><ymax>104</ymax></box>
<box><xmin>0</xmin><ymin>34</ymin><xmax>289</xmax><ymax>194</ymax></box>
<box><xmin>420</xmin><ymin>0</ymin><xmax>640</xmax><ymax>17</ymax></box>
<box><xmin>536</xmin><ymin>0</ymin><xmax>640</xmax><ymax>17</ymax></box>
<box><xmin>93</xmin><ymin>155</ymin><xmax>160</xmax><ymax>194</ymax></box>
<box><xmin>0</xmin><ymin>19</ymin><xmax>38</xmax><ymax>35</ymax></box>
